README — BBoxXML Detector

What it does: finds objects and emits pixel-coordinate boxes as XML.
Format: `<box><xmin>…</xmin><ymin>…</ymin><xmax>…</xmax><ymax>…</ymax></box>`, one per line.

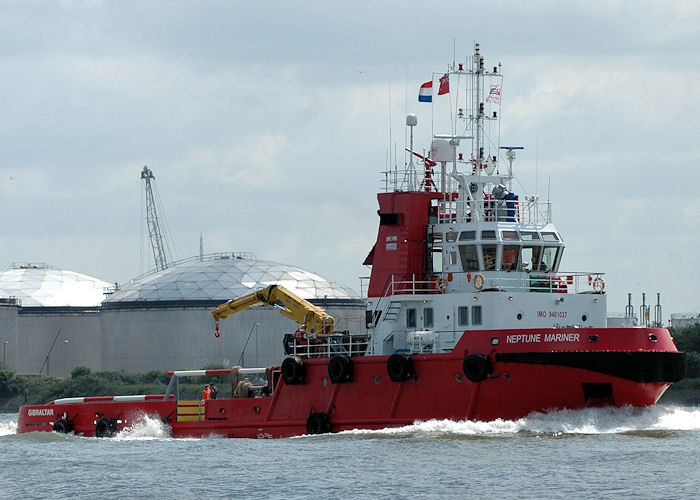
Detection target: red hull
<box><xmin>17</xmin><ymin>327</ymin><xmax>685</xmax><ymax>438</ymax></box>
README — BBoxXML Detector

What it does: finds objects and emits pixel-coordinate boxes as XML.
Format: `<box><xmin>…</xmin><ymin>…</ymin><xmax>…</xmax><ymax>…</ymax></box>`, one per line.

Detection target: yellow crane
<box><xmin>212</xmin><ymin>284</ymin><xmax>335</xmax><ymax>336</ymax></box>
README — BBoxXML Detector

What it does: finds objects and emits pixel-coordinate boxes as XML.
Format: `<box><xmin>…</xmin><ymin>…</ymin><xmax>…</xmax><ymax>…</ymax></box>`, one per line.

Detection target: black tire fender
<box><xmin>95</xmin><ymin>417</ymin><xmax>119</xmax><ymax>438</ymax></box>
<box><xmin>328</xmin><ymin>355</ymin><xmax>353</xmax><ymax>383</ymax></box>
<box><xmin>306</xmin><ymin>412</ymin><xmax>332</xmax><ymax>435</ymax></box>
<box><xmin>52</xmin><ymin>418</ymin><xmax>74</xmax><ymax>434</ymax></box>
<box><xmin>281</xmin><ymin>356</ymin><xmax>305</xmax><ymax>385</ymax></box>
<box><xmin>463</xmin><ymin>353</ymin><xmax>492</xmax><ymax>382</ymax></box>
<box><xmin>387</xmin><ymin>353</ymin><xmax>413</xmax><ymax>382</ymax></box>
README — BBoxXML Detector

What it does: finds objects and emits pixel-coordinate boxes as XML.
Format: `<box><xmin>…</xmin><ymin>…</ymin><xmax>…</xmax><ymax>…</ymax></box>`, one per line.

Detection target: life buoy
<box><xmin>52</xmin><ymin>418</ymin><xmax>73</xmax><ymax>434</ymax></box>
<box><xmin>592</xmin><ymin>276</ymin><xmax>605</xmax><ymax>293</ymax></box>
<box><xmin>306</xmin><ymin>412</ymin><xmax>332</xmax><ymax>435</ymax></box>
<box><xmin>281</xmin><ymin>356</ymin><xmax>305</xmax><ymax>385</ymax></box>
<box><xmin>387</xmin><ymin>353</ymin><xmax>413</xmax><ymax>382</ymax></box>
<box><xmin>473</xmin><ymin>273</ymin><xmax>485</xmax><ymax>291</ymax></box>
<box><xmin>435</xmin><ymin>276</ymin><xmax>447</xmax><ymax>293</ymax></box>
<box><xmin>463</xmin><ymin>353</ymin><xmax>492</xmax><ymax>382</ymax></box>
<box><xmin>95</xmin><ymin>417</ymin><xmax>118</xmax><ymax>438</ymax></box>
<box><xmin>328</xmin><ymin>355</ymin><xmax>353</xmax><ymax>384</ymax></box>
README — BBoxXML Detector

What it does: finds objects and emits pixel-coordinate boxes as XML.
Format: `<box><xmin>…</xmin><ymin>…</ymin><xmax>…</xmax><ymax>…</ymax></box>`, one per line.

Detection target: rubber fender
<box><xmin>463</xmin><ymin>353</ymin><xmax>492</xmax><ymax>382</ymax></box>
<box><xmin>306</xmin><ymin>412</ymin><xmax>332</xmax><ymax>435</ymax></box>
<box><xmin>95</xmin><ymin>417</ymin><xmax>119</xmax><ymax>438</ymax></box>
<box><xmin>281</xmin><ymin>356</ymin><xmax>306</xmax><ymax>385</ymax></box>
<box><xmin>328</xmin><ymin>355</ymin><xmax>353</xmax><ymax>384</ymax></box>
<box><xmin>387</xmin><ymin>353</ymin><xmax>413</xmax><ymax>382</ymax></box>
<box><xmin>52</xmin><ymin>419</ymin><xmax>74</xmax><ymax>434</ymax></box>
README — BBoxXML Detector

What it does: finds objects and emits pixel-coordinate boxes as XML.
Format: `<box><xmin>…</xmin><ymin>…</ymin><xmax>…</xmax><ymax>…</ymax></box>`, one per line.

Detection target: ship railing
<box><xmin>285</xmin><ymin>333</ymin><xmax>370</xmax><ymax>359</ymax></box>
<box><xmin>163</xmin><ymin>367</ymin><xmax>276</xmax><ymax>401</ymax></box>
<box><xmin>384</xmin><ymin>271</ymin><xmax>605</xmax><ymax>296</ymax></box>
<box><xmin>436</xmin><ymin>198</ymin><xmax>551</xmax><ymax>225</ymax></box>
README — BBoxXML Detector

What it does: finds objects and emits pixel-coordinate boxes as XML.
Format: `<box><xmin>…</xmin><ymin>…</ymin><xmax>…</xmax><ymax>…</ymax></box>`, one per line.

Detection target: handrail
<box><xmin>379</xmin><ymin>271</ymin><xmax>605</xmax><ymax>297</ymax></box>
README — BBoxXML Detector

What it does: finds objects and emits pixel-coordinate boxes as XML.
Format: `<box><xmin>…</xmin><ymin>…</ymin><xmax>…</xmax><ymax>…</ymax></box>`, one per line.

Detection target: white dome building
<box><xmin>98</xmin><ymin>253</ymin><xmax>366</xmax><ymax>373</ymax></box>
<box><xmin>0</xmin><ymin>262</ymin><xmax>110</xmax><ymax>307</ymax></box>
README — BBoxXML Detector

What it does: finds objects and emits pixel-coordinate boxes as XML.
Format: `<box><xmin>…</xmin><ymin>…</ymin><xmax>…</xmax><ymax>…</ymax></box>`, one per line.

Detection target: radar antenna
<box><xmin>141</xmin><ymin>166</ymin><xmax>176</xmax><ymax>272</ymax></box>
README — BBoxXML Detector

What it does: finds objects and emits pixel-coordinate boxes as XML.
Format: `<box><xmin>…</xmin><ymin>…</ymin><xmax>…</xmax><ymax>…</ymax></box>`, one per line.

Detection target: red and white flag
<box><xmin>487</xmin><ymin>84</ymin><xmax>502</xmax><ymax>103</ymax></box>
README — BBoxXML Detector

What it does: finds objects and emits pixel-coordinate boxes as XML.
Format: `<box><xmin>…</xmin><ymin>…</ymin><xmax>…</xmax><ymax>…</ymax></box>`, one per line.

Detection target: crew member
<box><xmin>209</xmin><ymin>383</ymin><xmax>219</xmax><ymax>400</ymax></box>
<box><xmin>202</xmin><ymin>384</ymin><xmax>211</xmax><ymax>400</ymax></box>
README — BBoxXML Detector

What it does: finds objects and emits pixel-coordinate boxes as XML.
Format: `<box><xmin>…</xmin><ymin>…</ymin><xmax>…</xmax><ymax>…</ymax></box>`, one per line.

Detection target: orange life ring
<box><xmin>592</xmin><ymin>276</ymin><xmax>605</xmax><ymax>293</ymax></box>
<box><xmin>436</xmin><ymin>276</ymin><xmax>447</xmax><ymax>293</ymax></box>
<box><xmin>474</xmin><ymin>273</ymin><xmax>485</xmax><ymax>291</ymax></box>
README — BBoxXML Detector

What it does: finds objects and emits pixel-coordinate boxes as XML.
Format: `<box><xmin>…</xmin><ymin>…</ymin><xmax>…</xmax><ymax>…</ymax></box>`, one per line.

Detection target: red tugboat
<box><xmin>18</xmin><ymin>44</ymin><xmax>686</xmax><ymax>438</ymax></box>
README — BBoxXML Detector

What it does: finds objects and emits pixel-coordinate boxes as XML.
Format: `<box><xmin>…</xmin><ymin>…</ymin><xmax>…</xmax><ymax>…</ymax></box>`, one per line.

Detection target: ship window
<box><xmin>541</xmin><ymin>247</ymin><xmax>560</xmax><ymax>272</ymax></box>
<box><xmin>481</xmin><ymin>230</ymin><xmax>497</xmax><ymax>240</ymax></box>
<box><xmin>424</xmin><ymin>307</ymin><xmax>434</xmax><ymax>328</ymax></box>
<box><xmin>446</xmin><ymin>231</ymin><xmax>458</xmax><ymax>242</ymax></box>
<box><xmin>431</xmin><ymin>232</ymin><xmax>443</xmax><ymax>243</ymax></box>
<box><xmin>459</xmin><ymin>231</ymin><xmax>476</xmax><ymax>241</ymax></box>
<box><xmin>472</xmin><ymin>305</ymin><xmax>482</xmax><ymax>325</ymax></box>
<box><xmin>542</xmin><ymin>232</ymin><xmax>559</xmax><ymax>242</ymax></box>
<box><xmin>501</xmin><ymin>230</ymin><xmax>519</xmax><ymax>241</ymax></box>
<box><xmin>459</xmin><ymin>245</ymin><xmax>479</xmax><ymax>271</ymax></box>
<box><xmin>458</xmin><ymin>306</ymin><xmax>469</xmax><ymax>326</ymax></box>
<box><xmin>379</xmin><ymin>213</ymin><xmax>401</xmax><ymax>225</ymax></box>
<box><xmin>431</xmin><ymin>249</ymin><xmax>443</xmax><ymax>273</ymax></box>
<box><xmin>502</xmin><ymin>245</ymin><xmax>520</xmax><ymax>271</ymax></box>
<box><xmin>520</xmin><ymin>231</ymin><xmax>540</xmax><ymax>241</ymax></box>
<box><xmin>406</xmin><ymin>308</ymin><xmax>417</xmax><ymax>328</ymax></box>
<box><xmin>482</xmin><ymin>245</ymin><xmax>497</xmax><ymax>270</ymax></box>
<box><xmin>449</xmin><ymin>252</ymin><xmax>458</xmax><ymax>265</ymax></box>
<box><xmin>522</xmin><ymin>246</ymin><xmax>542</xmax><ymax>272</ymax></box>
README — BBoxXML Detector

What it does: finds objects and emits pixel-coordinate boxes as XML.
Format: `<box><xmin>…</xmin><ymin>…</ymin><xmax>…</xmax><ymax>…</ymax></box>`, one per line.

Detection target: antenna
<box><xmin>500</xmin><ymin>146</ymin><xmax>523</xmax><ymax>191</ymax></box>
<box><xmin>199</xmin><ymin>233</ymin><xmax>204</xmax><ymax>261</ymax></box>
<box><xmin>141</xmin><ymin>166</ymin><xmax>176</xmax><ymax>272</ymax></box>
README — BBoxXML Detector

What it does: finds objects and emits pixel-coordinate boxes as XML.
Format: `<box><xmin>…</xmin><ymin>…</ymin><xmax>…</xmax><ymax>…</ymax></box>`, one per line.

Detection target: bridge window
<box><xmin>502</xmin><ymin>245</ymin><xmax>520</xmax><ymax>271</ymax></box>
<box><xmin>541</xmin><ymin>247</ymin><xmax>560</xmax><ymax>272</ymax></box>
<box><xmin>446</xmin><ymin>231</ymin><xmax>458</xmax><ymax>242</ymax></box>
<box><xmin>521</xmin><ymin>231</ymin><xmax>540</xmax><ymax>241</ymax></box>
<box><xmin>501</xmin><ymin>230</ymin><xmax>519</xmax><ymax>241</ymax></box>
<box><xmin>472</xmin><ymin>305</ymin><xmax>482</xmax><ymax>325</ymax></box>
<box><xmin>424</xmin><ymin>308</ymin><xmax>434</xmax><ymax>328</ymax></box>
<box><xmin>406</xmin><ymin>308</ymin><xmax>416</xmax><ymax>328</ymax></box>
<box><xmin>522</xmin><ymin>246</ymin><xmax>542</xmax><ymax>272</ymax></box>
<box><xmin>482</xmin><ymin>245</ymin><xmax>497</xmax><ymax>270</ymax></box>
<box><xmin>458</xmin><ymin>306</ymin><xmax>469</xmax><ymax>326</ymax></box>
<box><xmin>481</xmin><ymin>230</ymin><xmax>497</xmax><ymax>240</ymax></box>
<box><xmin>459</xmin><ymin>245</ymin><xmax>479</xmax><ymax>271</ymax></box>
<box><xmin>542</xmin><ymin>232</ymin><xmax>559</xmax><ymax>242</ymax></box>
<box><xmin>459</xmin><ymin>231</ymin><xmax>476</xmax><ymax>241</ymax></box>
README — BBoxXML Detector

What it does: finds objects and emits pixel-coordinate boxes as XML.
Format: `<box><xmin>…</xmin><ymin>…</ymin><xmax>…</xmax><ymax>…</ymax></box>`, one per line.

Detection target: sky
<box><xmin>1</xmin><ymin>0</ymin><xmax>699</xmax><ymax>320</ymax></box>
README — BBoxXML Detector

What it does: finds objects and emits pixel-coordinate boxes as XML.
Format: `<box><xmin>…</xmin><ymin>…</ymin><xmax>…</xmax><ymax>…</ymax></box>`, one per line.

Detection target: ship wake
<box><xmin>336</xmin><ymin>405</ymin><xmax>700</xmax><ymax>438</ymax></box>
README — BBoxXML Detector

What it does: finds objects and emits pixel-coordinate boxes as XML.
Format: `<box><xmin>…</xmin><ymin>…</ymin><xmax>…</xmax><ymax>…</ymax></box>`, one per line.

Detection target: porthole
<box><xmin>516</xmin><ymin>312</ymin><xmax>523</xmax><ymax>320</ymax></box>
<box><xmin>455</xmin><ymin>374</ymin><xmax>463</xmax><ymax>382</ymax></box>
<box><xmin>374</xmin><ymin>375</ymin><xmax>381</xmax><ymax>385</ymax></box>
<box><xmin>582</xmin><ymin>314</ymin><xmax>588</xmax><ymax>322</ymax></box>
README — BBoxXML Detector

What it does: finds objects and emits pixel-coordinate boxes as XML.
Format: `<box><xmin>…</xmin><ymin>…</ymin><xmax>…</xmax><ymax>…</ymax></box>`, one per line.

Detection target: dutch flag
<box><xmin>418</xmin><ymin>81</ymin><xmax>432</xmax><ymax>102</ymax></box>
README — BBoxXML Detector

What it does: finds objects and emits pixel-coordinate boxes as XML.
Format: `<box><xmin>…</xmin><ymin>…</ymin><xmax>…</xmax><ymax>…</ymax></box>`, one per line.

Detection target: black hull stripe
<box><xmin>494</xmin><ymin>351</ymin><xmax>687</xmax><ymax>383</ymax></box>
